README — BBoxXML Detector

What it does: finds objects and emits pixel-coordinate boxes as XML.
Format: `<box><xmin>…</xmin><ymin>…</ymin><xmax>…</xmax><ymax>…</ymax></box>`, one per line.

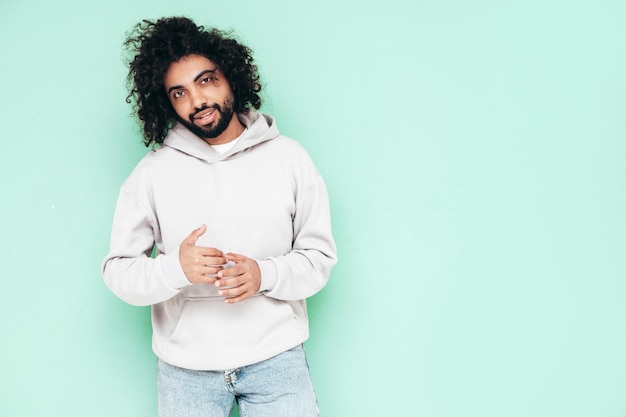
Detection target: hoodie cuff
<box><xmin>159</xmin><ymin>248</ymin><xmax>192</xmax><ymax>290</ymax></box>
<box><xmin>257</xmin><ymin>258</ymin><xmax>278</xmax><ymax>292</ymax></box>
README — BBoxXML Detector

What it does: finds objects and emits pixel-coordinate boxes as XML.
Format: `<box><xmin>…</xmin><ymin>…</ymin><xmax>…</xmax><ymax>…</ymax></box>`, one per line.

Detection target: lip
<box><xmin>193</xmin><ymin>108</ymin><xmax>217</xmax><ymax>126</ymax></box>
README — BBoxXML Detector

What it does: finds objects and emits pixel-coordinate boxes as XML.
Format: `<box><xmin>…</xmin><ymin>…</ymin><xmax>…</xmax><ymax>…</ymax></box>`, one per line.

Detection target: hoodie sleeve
<box><xmin>101</xmin><ymin>186</ymin><xmax>189</xmax><ymax>306</ymax></box>
<box><xmin>257</xmin><ymin>152</ymin><xmax>337</xmax><ymax>301</ymax></box>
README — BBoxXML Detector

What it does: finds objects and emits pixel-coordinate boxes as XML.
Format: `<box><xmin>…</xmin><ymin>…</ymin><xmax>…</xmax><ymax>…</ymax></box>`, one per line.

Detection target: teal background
<box><xmin>1</xmin><ymin>0</ymin><xmax>625</xmax><ymax>416</ymax></box>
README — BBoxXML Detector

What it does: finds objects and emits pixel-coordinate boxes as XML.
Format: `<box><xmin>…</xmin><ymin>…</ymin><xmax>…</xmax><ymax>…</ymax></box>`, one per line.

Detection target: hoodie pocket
<box><xmin>162</xmin><ymin>296</ymin><xmax>306</xmax><ymax>369</ymax></box>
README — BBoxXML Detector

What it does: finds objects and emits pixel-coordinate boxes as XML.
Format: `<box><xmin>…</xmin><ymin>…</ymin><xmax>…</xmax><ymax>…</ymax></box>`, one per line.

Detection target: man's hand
<box><xmin>215</xmin><ymin>253</ymin><xmax>262</xmax><ymax>304</ymax></box>
<box><xmin>179</xmin><ymin>225</ymin><xmax>226</xmax><ymax>284</ymax></box>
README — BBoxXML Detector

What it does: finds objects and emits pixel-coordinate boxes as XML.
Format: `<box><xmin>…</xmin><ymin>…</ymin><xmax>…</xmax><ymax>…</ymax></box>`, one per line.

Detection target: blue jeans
<box><xmin>156</xmin><ymin>344</ymin><xmax>319</xmax><ymax>417</ymax></box>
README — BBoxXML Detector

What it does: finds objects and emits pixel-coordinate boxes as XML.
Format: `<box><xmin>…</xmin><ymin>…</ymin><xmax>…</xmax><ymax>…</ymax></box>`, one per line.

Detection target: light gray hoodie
<box><xmin>102</xmin><ymin>111</ymin><xmax>337</xmax><ymax>370</ymax></box>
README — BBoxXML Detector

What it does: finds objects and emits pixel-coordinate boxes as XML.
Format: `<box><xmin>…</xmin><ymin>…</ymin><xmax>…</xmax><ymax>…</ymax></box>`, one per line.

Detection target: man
<box><xmin>102</xmin><ymin>16</ymin><xmax>337</xmax><ymax>417</ymax></box>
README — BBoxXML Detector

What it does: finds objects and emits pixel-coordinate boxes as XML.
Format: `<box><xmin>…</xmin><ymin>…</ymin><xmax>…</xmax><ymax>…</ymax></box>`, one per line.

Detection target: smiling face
<box><xmin>164</xmin><ymin>54</ymin><xmax>244</xmax><ymax>144</ymax></box>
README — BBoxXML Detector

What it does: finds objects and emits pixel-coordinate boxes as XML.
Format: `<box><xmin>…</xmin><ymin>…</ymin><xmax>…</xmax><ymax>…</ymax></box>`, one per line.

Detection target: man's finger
<box><xmin>195</xmin><ymin>248</ymin><xmax>226</xmax><ymax>260</ymax></box>
<box><xmin>224</xmin><ymin>289</ymin><xmax>253</xmax><ymax>304</ymax></box>
<box><xmin>183</xmin><ymin>224</ymin><xmax>206</xmax><ymax>246</ymax></box>
<box><xmin>225</xmin><ymin>252</ymin><xmax>245</xmax><ymax>262</ymax></box>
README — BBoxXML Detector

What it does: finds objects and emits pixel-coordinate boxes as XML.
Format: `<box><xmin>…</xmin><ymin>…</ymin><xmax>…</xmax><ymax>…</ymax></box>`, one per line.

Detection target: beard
<box><xmin>178</xmin><ymin>96</ymin><xmax>235</xmax><ymax>140</ymax></box>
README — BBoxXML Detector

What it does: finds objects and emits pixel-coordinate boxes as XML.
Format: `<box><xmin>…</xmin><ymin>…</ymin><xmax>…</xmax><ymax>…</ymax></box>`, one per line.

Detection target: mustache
<box><xmin>190</xmin><ymin>104</ymin><xmax>222</xmax><ymax>119</ymax></box>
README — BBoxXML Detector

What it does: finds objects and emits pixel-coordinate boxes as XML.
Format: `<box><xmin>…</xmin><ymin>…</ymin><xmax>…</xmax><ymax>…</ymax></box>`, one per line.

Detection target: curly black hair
<box><xmin>124</xmin><ymin>17</ymin><xmax>262</xmax><ymax>146</ymax></box>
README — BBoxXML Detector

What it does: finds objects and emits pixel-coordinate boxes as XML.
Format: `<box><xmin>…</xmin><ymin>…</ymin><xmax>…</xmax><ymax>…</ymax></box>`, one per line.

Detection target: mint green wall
<box><xmin>1</xmin><ymin>0</ymin><xmax>625</xmax><ymax>416</ymax></box>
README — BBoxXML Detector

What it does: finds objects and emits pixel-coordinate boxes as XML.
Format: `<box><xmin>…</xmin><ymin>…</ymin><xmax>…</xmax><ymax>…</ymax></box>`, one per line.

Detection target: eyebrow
<box><xmin>167</xmin><ymin>67</ymin><xmax>218</xmax><ymax>95</ymax></box>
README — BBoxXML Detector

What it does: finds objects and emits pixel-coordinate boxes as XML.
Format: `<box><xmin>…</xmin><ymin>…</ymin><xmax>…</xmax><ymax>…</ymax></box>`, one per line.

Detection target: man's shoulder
<box><xmin>264</xmin><ymin>135</ymin><xmax>308</xmax><ymax>154</ymax></box>
<box><xmin>123</xmin><ymin>146</ymin><xmax>180</xmax><ymax>182</ymax></box>
<box><xmin>259</xmin><ymin>136</ymin><xmax>320</xmax><ymax>178</ymax></box>
<box><xmin>136</xmin><ymin>144</ymin><xmax>181</xmax><ymax>165</ymax></box>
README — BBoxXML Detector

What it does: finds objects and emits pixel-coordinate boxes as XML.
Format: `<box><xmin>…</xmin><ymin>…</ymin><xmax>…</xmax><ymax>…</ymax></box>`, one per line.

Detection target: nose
<box><xmin>189</xmin><ymin>89</ymin><xmax>207</xmax><ymax>110</ymax></box>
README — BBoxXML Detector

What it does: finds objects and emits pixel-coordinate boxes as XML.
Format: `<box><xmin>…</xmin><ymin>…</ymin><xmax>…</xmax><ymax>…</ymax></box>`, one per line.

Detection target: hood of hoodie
<box><xmin>162</xmin><ymin>111</ymin><xmax>279</xmax><ymax>163</ymax></box>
